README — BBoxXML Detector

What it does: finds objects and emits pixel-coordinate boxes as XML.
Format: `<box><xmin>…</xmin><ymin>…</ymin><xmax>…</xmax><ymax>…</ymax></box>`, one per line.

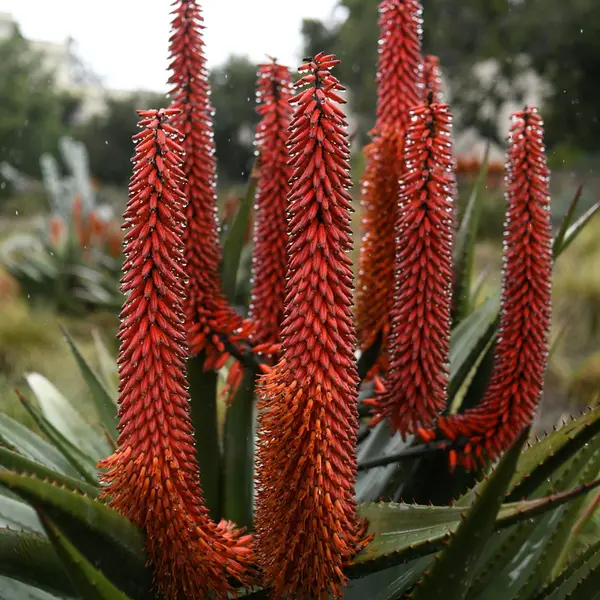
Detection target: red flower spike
<box><xmin>368</xmin><ymin>100</ymin><xmax>457</xmax><ymax>436</ymax></box>
<box><xmin>375</xmin><ymin>0</ymin><xmax>423</xmax><ymax>130</ymax></box>
<box><xmin>167</xmin><ymin>0</ymin><xmax>252</xmax><ymax>369</ymax></box>
<box><xmin>433</xmin><ymin>107</ymin><xmax>552</xmax><ymax>470</ymax></box>
<box><xmin>423</xmin><ymin>54</ymin><xmax>443</xmax><ymax>103</ymax></box>
<box><xmin>98</xmin><ymin>109</ymin><xmax>255</xmax><ymax>600</ymax></box>
<box><xmin>355</xmin><ymin>0</ymin><xmax>423</xmax><ymax>372</ymax></box>
<box><xmin>255</xmin><ymin>53</ymin><xmax>372</xmax><ymax>600</ymax></box>
<box><xmin>248</xmin><ymin>59</ymin><xmax>293</xmax><ymax>352</ymax></box>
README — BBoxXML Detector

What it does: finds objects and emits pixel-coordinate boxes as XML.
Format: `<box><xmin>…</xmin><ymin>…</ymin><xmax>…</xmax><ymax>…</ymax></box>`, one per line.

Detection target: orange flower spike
<box><xmin>423</xmin><ymin>54</ymin><xmax>443</xmax><ymax>103</ymax></box>
<box><xmin>255</xmin><ymin>53</ymin><xmax>372</xmax><ymax>600</ymax></box>
<box><xmin>98</xmin><ymin>108</ymin><xmax>255</xmax><ymax>600</ymax></box>
<box><xmin>167</xmin><ymin>0</ymin><xmax>252</xmax><ymax>369</ymax></box>
<box><xmin>368</xmin><ymin>100</ymin><xmax>457</xmax><ymax>436</ymax></box>
<box><xmin>355</xmin><ymin>0</ymin><xmax>423</xmax><ymax>369</ymax></box>
<box><xmin>434</xmin><ymin>107</ymin><xmax>553</xmax><ymax>470</ymax></box>
<box><xmin>248</xmin><ymin>59</ymin><xmax>293</xmax><ymax>352</ymax></box>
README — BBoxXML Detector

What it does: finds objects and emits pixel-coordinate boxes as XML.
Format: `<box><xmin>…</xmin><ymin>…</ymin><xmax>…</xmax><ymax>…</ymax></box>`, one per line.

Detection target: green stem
<box><xmin>222</xmin><ymin>367</ymin><xmax>256</xmax><ymax>529</ymax></box>
<box><xmin>187</xmin><ymin>353</ymin><xmax>221</xmax><ymax>521</ymax></box>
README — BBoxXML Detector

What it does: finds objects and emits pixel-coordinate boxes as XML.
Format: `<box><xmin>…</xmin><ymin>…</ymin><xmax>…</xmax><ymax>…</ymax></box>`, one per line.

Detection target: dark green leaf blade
<box><xmin>40</xmin><ymin>514</ymin><xmax>132</xmax><ymax>600</ymax></box>
<box><xmin>410</xmin><ymin>430</ymin><xmax>528</xmax><ymax>600</ymax></box>
<box><xmin>60</xmin><ymin>326</ymin><xmax>118</xmax><ymax>442</ymax></box>
<box><xmin>0</xmin><ymin>472</ymin><xmax>152</xmax><ymax>599</ymax></box>
<box><xmin>221</xmin><ymin>163</ymin><xmax>258</xmax><ymax>302</ymax></box>
<box><xmin>0</xmin><ymin>527</ymin><xmax>75</xmax><ymax>597</ymax></box>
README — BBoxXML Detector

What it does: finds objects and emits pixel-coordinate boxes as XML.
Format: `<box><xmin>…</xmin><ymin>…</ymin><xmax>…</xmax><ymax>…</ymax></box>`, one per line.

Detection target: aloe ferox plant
<box><xmin>2</xmin><ymin>1</ymin><xmax>600</xmax><ymax>599</ymax></box>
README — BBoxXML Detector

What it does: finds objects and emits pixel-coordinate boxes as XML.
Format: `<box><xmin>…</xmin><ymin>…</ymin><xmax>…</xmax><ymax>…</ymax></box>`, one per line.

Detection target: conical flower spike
<box><xmin>248</xmin><ymin>59</ymin><xmax>294</xmax><ymax>355</ymax></box>
<box><xmin>355</xmin><ymin>0</ymin><xmax>423</xmax><ymax>374</ymax></box>
<box><xmin>255</xmin><ymin>53</ymin><xmax>371</xmax><ymax>600</ymax></box>
<box><xmin>98</xmin><ymin>109</ymin><xmax>255</xmax><ymax>600</ymax></box>
<box><xmin>367</xmin><ymin>99</ymin><xmax>456</xmax><ymax>435</ymax></box>
<box><xmin>434</xmin><ymin>107</ymin><xmax>553</xmax><ymax>470</ymax></box>
<box><xmin>168</xmin><ymin>0</ymin><xmax>252</xmax><ymax>370</ymax></box>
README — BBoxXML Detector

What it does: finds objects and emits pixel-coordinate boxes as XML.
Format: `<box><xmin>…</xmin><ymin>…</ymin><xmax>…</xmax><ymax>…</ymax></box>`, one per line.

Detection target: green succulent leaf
<box><xmin>0</xmin><ymin>576</ymin><xmax>73</xmax><ymax>600</ymax></box>
<box><xmin>187</xmin><ymin>353</ymin><xmax>220</xmax><ymax>520</ymax></box>
<box><xmin>40</xmin><ymin>514</ymin><xmax>132</xmax><ymax>600</ymax></box>
<box><xmin>221</xmin><ymin>163</ymin><xmax>258</xmax><ymax>303</ymax></box>
<box><xmin>466</xmin><ymin>423</ymin><xmax>600</xmax><ymax>600</ymax></box>
<box><xmin>223</xmin><ymin>366</ymin><xmax>256</xmax><ymax>528</ymax></box>
<box><xmin>453</xmin><ymin>146</ymin><xmax>489</xmax><ymax>324</ymax></box>
<box><xmin>0</xmin><ymin>446</ymin><xmax>99</xmax><ymax>497</ymax></box>
<box><xmin>91</xmin><ymin>329</ymin><xmax>119</xmax><ymax>397</ymax></box>
<box><xmin>0</xmin><ymin>527</ymin><xmax>74</xmax><ymax>597</ymax></box>
<box><xmin>17</xmin><ymin>394</ymin><xmax>99</xmax><ymax>485</ymax></box>
<box><xmin>0</xmin><ymin>494</ymin><xmax>42</xmax><ymax>532</ymax></box>
<box><xmin>552</xmin><ymin>184</ymin><xmax>583</xmax><ymax>258</ymax></box>
<box><xmin>60</xmin><ymin>327</ymin><xmax>118</xmax><ymax>443</ymax></box>
<box><xmin>0</xmin><ymin>472</ymin><xmax>152</xmax><ymax>599</ymax></box>
<box><xmin>409</xmin><ymin>430</ymin><xmax>528</xmax><ymax>600</ymax></box>
<box><xmin>531</xmin><ymin>541</ymin><xmax>600</xmax><ymax>599</ymax></box>
<box><xmin>448</xmin><ymin>294</ymin><xmax>500</xmax><ymax>404</ymax></box>
<box><xmin>25</xmin><ymin>372</ymin><xmax>110</xmax><ymax>461</ymax></box>
<box><xmin>0</xmin><ymin>415</ymin><xmax>83</xmax><ymax>480</ymax></box>
<box><xmin>554</xmin><ymin>198</ymin><xmax>600</xmax><ymax>258</ymax></box>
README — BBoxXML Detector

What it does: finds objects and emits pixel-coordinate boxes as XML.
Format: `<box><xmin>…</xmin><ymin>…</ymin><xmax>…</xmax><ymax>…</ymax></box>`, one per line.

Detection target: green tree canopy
<box><xmin>0</xmin><ymin>25</ymin><xmax>75</xmax><ymax>180</ymax></box>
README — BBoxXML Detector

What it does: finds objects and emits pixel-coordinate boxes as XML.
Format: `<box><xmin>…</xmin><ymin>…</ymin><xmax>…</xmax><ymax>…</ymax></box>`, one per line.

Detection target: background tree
<box><xmin>76</xmin><ymin>92</ymin><xmax>168</xmax><ymax>186</ymax></box>
<box><xmin>209</xmin><ymin>55</ymin><xmax>260</xmax><ymax>185</ymax></box>
<box><xmin>301</xmin><ymin>0</ymin><xmax>599</xmax><ymax>154</ymax></box>
<box><xmin>0</xmin><ymin>25</ymin><xmax>75</xmax><ymax>182</ymax></box>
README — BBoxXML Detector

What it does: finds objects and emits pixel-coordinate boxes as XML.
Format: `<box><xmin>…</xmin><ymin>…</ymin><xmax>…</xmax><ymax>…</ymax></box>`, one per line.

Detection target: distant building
<box><xmin>0</xmin><ymin>12</ymin><xmax>156</xmax><ymax>123</ymax></box>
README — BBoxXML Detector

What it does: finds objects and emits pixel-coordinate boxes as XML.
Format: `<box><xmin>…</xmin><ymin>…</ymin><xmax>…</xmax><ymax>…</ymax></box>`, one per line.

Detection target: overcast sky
<box><xmin>0</xmin><ymin>0</ymin><xmax>339</xmax><ymax>91</ymax></box>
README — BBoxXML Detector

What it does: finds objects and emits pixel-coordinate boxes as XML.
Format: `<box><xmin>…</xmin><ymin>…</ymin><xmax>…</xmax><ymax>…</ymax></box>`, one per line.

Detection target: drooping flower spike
<box><xmin>366</xmin><ymin>99</ymin><xmax>456</xmax><ymax>436</ymax></box>
<box><xmin>430</xmin><ymin>107</ymin><xmax>553</xmax><ymax>471</ymax></box>
<box><xmin>98</xmin><ymin>109</ymin><xmax>255</xmax><ymax>600</ymax></box>
<box><xmin>255</xmin><ymin>53</ymin><xmax>371</xmax><ymax>600</ymax></box>
<box><xmin>355</xmin><ymin>0</ymin><xmax>424</xmax><ymax>372</ymax></box>
<box><xmin>168</xmin><ymin>0</ymin><xmax>252</xmax><ymax>370</ymax></box>
<box><xmin>423</xmin><ymin>54</ymin><xmax>443</xmax><ymax>103</ymax></box>
<box><xmin>248</xmin><ymin>58</ymin><xmax>294</xmax><ymax>356</ymax></box>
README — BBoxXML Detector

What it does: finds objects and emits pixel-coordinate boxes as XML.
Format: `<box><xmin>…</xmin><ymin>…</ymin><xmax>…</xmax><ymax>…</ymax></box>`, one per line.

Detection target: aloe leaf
<box><xmin>40</xmin><ymin>514</ymin><xmax>132</xmax><ymax>599</ymax></box>
<box><xmin>455</xmin><ymin>405</ymin><xmax>600</xmax><ymax>508</ymax></box>
<box><xmin>563</xmin><ymin>562</ymin><xmax>600</xmax><ymax>600</ymax></box>
<box><xmin>91</xmin><ymin>329</ymin><xmax>119</xmax><ymax>396</ymax></box>
<box><xmin>355</xmin><ymin>421</ymin><xmax>412</xmax><ymax>504</ymax></box>
<box><xmin>17</xmin><ymin>393</ymin><xmax>99</xmax><ymax>485</ymax></box>
<box><xmin>448</xmin><ymin>294</ymin><xmax>500</xmax><ymax>403</ymax></box>
<box><xmin>344</xmin><ymin>557</ymin><xmax>433</xmax><ymax>600</ymax></box>
<box><xmin>510</xmin><ymin>451</ymin><xmax>600</xmax><ymax>599</ymax></box>
<box><xmin>222</xmin><ymin>367</ymin><xmax>255</xmax><ymax>528</ymax></box>
<box><xmin>410</xmin><ymin>429</ymin><xmax>528</xmax><ymax>600</ymax></box>
<box><xmin>532</xmin><ymin>541</ymin><xmax>600</xmax><ymax>599</ymax></box>
<box><xmin>25</xmin><ymin>372</ymin><xmax>110</xmax><ymax>460</ymax></box>
<box><xmin>555</xmin><ymin>199</ymin><xmax>600</xmax><ymax>258</ymax></box>
<box><xmin>0</xmin><ymin>527</ymin><xmax>75</xmax><ymax>597</ymax></box>
<box><xmin>0</xmin><ymin>494</ymin><xmax>42</xmax><ymax>532</ymax></box>
<box><xmin>187</xmin><ymin>353</ymin><xmax>221</xmax><ymax>520</ymax></box>
<box><xmin>507</xmin><ymin>405</ymin><xmax>600</xmax><ymax>502</ymax></box>
<box><xmin>0</xmin><ymin>415</ymin><xmax>82</xmax><ymax>479</ymax></box>
<box><xmin>0</xmin><ymin>576</ymin><xmax>71</xmax><ymax>600</ymax></box>
<box><xmin>0</xmin><ymin>446</ymin><xmax>99</xmax><ymax>497</ymax></box>
<box><xmin>60</xmin><ymin>327</ymin><xmax>118</xmax><ymax>442</ymax></box>
<box><xmin>466</xmin><ymin>426</ymin><xmax>600</xmax><ymax>600</ymax></box>
<box><xmin>453</xmin><ymin>146</ymin><xmax>489</xmax><ymax>324</ymax></box>
<box><xmin>0</xmin><ymin>472</ymin><xmax>152</xmax><ymax>599</ymax></box>
<box><xmin>552</xmin><ymin>184</ymin><xmax>583</xmax><ymax>258</ymax></box>
<box><xmin>221</xmin><ymin>163</ymin><xmax>258</xmax><ymax>303</ymax></box>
